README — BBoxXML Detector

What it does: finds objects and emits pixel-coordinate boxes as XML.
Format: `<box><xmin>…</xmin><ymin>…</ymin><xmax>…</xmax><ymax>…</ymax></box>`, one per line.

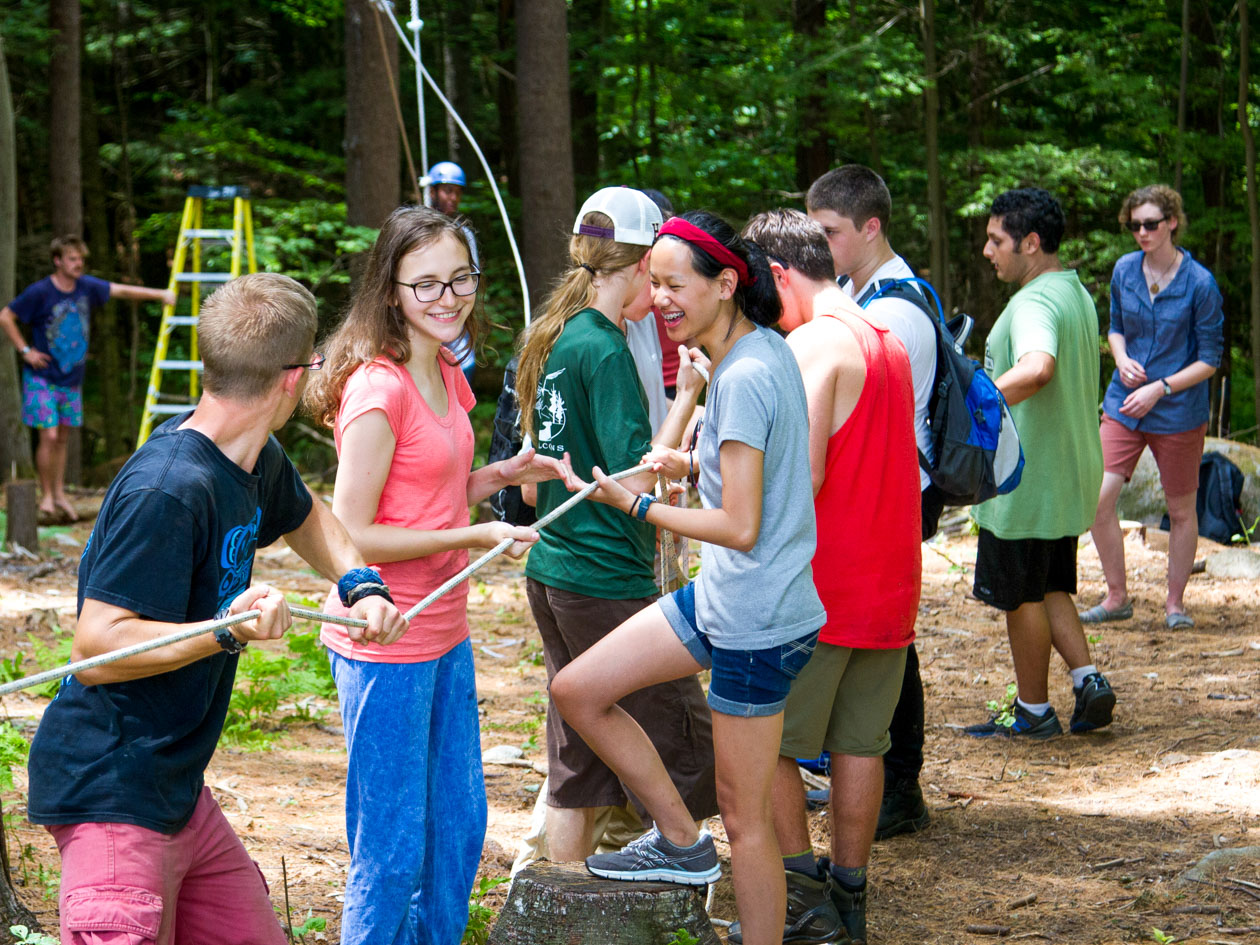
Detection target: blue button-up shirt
<box><xmin>1102</xmin><ymin>248</ymin><xmax>1223</xmax><ymax>433</ymax></box>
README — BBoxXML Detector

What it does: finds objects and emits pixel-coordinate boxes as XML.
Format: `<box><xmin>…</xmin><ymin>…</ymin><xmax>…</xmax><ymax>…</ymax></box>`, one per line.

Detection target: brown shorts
<box><xmin>527</xmin><ymin>578</ymin><xmax>718</xmax><ymax>819</ymax></box>
<box><xmin>1100</xmin><ymin>415</ymin><xmax>1207</xmax><ymax>498</ymax></box>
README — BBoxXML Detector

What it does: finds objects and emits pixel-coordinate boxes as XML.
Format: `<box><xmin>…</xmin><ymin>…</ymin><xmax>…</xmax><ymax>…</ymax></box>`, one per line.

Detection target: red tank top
<box><xmin>812</xmin><ymin>309</ymin><xmax>921</xmax><ymax>648</ymax></box>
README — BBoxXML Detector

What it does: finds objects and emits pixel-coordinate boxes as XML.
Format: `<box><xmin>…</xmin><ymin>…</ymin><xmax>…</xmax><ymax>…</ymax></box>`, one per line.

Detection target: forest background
<box><xmin>0</xmin><ymin>0</ymin><xmax>1258</xmax><ymax>481</ymax></box>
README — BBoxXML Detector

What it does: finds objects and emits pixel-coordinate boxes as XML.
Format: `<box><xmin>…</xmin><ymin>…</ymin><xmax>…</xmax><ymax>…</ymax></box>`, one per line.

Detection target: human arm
<box><xmin>71</xmin><ymin>586</ymin><xmax>293</xmax><ymax>686</ymax></box>
<box><xmin>466</xmin><ymin>447</ymin><xmax>577</xmax><ymax>507</ymax></box>
<box><xmin>332</xmin><ymin>409</ymin><xmax>540</xmax><ymax>563</ymax></box>
<box><xmin>583</xmin><ymin>439</ymin><xmax>765</xmax><ymax>552</ymax></box>
<box><xmin>0</xmin><ymin>305</ymin><xmax>51</xmax><ymax>369</ymax></box>
<box><xmin>787</xmin><ymin>321</ymin><xmax>864</xmax><ymax>497</ymax></box>
<box><xmin>281</xmin><ymin>491</ymin><xmax>408</xmax><ymax>645</ymax></box>
<box><xmin>994</xmin><ymin>351</ymin><xmax>1056</xmax><ymax>406</ymax></box>
<box><xmin>651</xmin><ymin>346</ymin><xmax>710</xmax><ymax>449</ymax></box>
<box><xmin>109</xmin><ymin>281</ymin><xmax>177</xmax><ymax>308</ymax></box>
<box><xmin>1118</xmin><ymin>360</ymin><xmax>1217</xmax><ymax>419</ymax></box>
<box><xmin>1108</xmin><ymin>332</ymin><xmax>1147</xmax><ymax>388</ymax></box>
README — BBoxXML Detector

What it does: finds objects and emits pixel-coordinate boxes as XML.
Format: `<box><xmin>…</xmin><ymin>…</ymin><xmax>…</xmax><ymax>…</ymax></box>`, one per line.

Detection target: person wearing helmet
<box><xmin>426</xmin><ymin>162</ymin><xmax>479</xmax><ymax>384</ymax></box>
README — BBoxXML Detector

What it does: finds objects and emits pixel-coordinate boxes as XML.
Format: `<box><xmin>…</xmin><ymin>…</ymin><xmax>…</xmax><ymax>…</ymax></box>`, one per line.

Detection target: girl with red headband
<box><xmin>552</xmin><ymin>211</ymin><xmax>825</xmax><ymax>945</ymax></box>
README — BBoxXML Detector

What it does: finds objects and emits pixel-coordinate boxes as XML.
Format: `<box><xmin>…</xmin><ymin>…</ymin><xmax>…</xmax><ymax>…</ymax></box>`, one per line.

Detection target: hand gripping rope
<box><xmin>0</xmin><ymin>461</ymin><xmax>656</xmax><ymax>697</ymax></box>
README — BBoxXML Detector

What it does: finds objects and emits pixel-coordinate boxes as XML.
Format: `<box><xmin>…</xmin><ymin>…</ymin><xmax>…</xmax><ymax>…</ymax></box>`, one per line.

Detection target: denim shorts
<box><xmin>662</xmin><ymin>582</ymin><xmax>818</xmax><ymax>718</ymax></box>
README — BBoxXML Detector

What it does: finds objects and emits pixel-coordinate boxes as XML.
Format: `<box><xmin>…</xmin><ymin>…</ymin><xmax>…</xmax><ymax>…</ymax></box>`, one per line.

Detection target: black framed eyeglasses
<box><xmin>1126</xmin><ymin>217</ymin><xmax>1167</xmax><ymax>233</ymax></box>
<box><xmin>395</xmin><ymin>271</ymin><xmax>481</xmax><ymax>303</ymax></box>
<box><xmin>284</xmin><ymin>352</ymin><xmax>325</xmax><ymax>371</ymax></box>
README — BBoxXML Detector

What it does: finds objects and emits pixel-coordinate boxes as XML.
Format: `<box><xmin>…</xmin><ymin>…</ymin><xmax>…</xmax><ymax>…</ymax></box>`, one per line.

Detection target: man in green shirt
<box><xmin>967</xmin><ymin>188</ymin><xmax>1117</xmax><ymax>739</ymax></box>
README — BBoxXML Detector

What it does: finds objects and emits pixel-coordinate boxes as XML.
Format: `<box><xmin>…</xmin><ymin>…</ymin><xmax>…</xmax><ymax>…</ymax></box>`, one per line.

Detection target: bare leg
<box><xmin>35</xmin><ymin>427</ymin><xmax>60</xmax><ymax>514</ymax></box>
<box><xmin>1005</xmin><ymin>602</ymin><xmax>1052</xmax><ymax>705</ymax></box>
<box><xmin>770</xmin><ymin>755</ymin><xmax>811</xmax><ymax>859</ymax></box>
<box><xmin>1045</xmin><ymin>591</ymin><xmax>1093</xmax><ymax>672</ymax></box>
<box><xmin>550</xmin><ymin>604</ymin><xmax>703</xmax><ymax>848</ymax></box>
<box><xmin>713</xmin><ymin>711</ymin><xmax>786</xmax><ymax>945</ymax></box>
<box><xmin>1164</xmin><ymin>490</ymin><xmax>1198</xmax><ymax>616</ymax></box>
<box><xmin>828</xmin><ymin>754</ymin><xmax>883</xmax><ymax>868</ymax></box>
<box><xmin>1087</xmin><ymin>472</ymin><xmax>1129</xmax><ymax>610</ymax></box>
<box><xmin>52</xmin><ymin>425</ymin><xmax>77</xmax><ymax>519</ymax></box>
<box><xmin>544</xmin><ymin>806</ymin><xmax>601</xmax><ymax>862</ymax></box>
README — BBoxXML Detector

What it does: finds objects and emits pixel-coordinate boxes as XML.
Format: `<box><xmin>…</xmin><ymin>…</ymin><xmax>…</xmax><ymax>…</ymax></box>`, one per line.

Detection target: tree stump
<box><xmin>3</xmin><ymin>480</ymin><xmax>37</xmax><ymax>553</ymax></box>
<box><xmin>488</xmin><ymin>861</ymin><xmax>721</xmax><ymax>945</ymax></box>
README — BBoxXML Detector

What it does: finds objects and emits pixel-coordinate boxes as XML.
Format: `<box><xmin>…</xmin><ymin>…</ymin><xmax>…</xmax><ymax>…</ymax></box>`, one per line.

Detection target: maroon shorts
<box><xmin>1100</xmin><ymin>415</ymin><xmax>1206</xmax><ymax>498</ymax></box>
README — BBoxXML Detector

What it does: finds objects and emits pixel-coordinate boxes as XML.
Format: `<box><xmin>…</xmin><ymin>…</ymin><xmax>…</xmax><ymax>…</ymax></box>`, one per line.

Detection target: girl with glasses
<box><xmin>511</xmin><ymin>187</ymin><xmax>718</xmax><ymax>872</ymax></box>
<box><xmin>304</xmin><ymin>205</ymin><xmax>574</xmax><ymax>944</ymax></box>
<box><xmin>549</xmin><ymin>211</ymin><xmax>825</xmax><ymax>945</ymax></box>
<box><xmin>1083</xmin><ymin>185</ymin><xmax>1224</xmax><ymax>630</ymax></box>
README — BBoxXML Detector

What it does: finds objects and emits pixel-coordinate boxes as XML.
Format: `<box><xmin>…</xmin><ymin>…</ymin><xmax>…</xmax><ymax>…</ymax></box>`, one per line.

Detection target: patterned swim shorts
<box><xmin>21</xmin><ymin>370</ymin><xmax>83</xmax><ymax>429</ymax></box>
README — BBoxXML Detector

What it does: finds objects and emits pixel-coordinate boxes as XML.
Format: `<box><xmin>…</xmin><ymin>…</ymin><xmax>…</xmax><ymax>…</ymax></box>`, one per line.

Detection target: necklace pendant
<box><xmin>1150</xmin><ymin>282</ymin><xmax>1160</xmax><ymax>294</ymax></box>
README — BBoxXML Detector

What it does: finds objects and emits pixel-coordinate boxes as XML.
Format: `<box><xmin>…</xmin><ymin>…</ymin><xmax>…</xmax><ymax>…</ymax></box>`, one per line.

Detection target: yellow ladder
<box><xmin>138</xmin><ymin>185</ymin><xmax>257</xmax><ymax>445</ymax></box>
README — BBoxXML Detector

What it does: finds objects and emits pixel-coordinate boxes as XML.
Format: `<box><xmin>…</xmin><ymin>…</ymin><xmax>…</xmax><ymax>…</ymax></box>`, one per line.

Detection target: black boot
<box><xmin>873</xmin><ymin>776</ymin><xmax>929</xmax><ymax>841</ymax></box>
<box><xmin>819</xmin><ymin>858</ymin><xmax>867</xmax><ymax>944</ymax></box>
<box><xmin>727</xmin><ymin>868</ymin><xmax>852</xmax><ymax>944</ymax></box>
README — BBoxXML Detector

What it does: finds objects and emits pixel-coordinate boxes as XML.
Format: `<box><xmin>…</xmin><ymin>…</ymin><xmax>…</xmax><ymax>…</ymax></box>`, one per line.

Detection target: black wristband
<box><xmin>346</xmin><ymin>582</ymin><xmax>395</xmax><ymax>606</ymax></box>
<box><xmin>214</xmin><ymin>625</ymin><xmax>248</xmax><ymax>654</ymax></box>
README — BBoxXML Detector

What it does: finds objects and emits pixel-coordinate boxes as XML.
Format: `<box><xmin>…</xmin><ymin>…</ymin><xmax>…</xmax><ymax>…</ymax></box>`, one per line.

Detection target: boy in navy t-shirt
<box><xmin>0</xmin><ymin>235</ymin><xmax>174</xmax><ymax>521</ymax></box>
<box><xmin>26</xmin><ymin>272</ymin><xmax>407</xmax><ymax>944</ymax></box>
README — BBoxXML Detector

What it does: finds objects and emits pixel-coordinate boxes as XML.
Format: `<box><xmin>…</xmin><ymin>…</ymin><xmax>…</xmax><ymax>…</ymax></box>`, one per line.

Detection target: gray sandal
<box><xmin>1079</xmin><ymin>600</ymin><xmax>1134</xmax><ymax>623</ymax></box>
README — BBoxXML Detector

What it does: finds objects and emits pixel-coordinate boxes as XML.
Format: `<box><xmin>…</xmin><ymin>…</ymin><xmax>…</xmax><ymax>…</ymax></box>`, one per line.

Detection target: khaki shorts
<box><xmin>780</xmin><ymin>643</ymin><xmax>909</xmax><ymax>758</ymax></box>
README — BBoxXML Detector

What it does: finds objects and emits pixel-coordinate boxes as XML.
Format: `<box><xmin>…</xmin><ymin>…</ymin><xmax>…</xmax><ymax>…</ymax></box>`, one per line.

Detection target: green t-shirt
<box><xmin>525</xmin><ymin>309</ymin><xmax>657</xmax><ymax>599</ymax></box>
<box><xmin>973</xmin><ymin>270</ymin><xmax>1103</xmax><ymax>540</ymax></box>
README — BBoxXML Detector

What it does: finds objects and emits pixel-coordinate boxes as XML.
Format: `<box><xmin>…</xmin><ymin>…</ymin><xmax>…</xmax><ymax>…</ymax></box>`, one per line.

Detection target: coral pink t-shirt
<box><xmin>320</xmin><ymin>356</ymin><xmax>476</xmax><ymax>663</ymax></box>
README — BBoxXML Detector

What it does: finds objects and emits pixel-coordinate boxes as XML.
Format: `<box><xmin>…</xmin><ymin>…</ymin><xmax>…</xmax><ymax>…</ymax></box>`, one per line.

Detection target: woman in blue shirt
<box><xmin>1083</xmin><ymin>185</ymin><xmax>1223</xmax><ymax>630</ymax></box>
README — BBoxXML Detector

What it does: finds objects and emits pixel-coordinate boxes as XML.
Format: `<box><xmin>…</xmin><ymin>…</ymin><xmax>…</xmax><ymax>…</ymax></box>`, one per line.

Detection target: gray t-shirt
<box><xmin>680</xmin><ymin>325</ymin><xmax>825</xmax><ymax>650</ymax></box>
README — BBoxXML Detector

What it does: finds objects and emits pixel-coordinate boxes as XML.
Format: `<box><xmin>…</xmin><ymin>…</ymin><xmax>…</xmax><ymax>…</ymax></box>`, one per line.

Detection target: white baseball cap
<box><xmin>573</xmin><ymin>187</ymin><xmax>663</xmax><ymax>246</ymax></box>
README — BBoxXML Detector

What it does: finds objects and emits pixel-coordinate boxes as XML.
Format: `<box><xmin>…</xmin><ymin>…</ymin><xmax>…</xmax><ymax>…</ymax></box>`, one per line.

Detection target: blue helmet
<box><xmin>427</xmin><ymin>162</ymin><xmax>466</xmax><ymax>187</ymax></box>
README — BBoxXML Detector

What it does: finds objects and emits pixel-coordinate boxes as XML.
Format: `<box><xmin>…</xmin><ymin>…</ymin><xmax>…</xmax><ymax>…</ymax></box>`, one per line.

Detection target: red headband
<box><xmin>658</xmin><ymin>217</ymin><xmax>754</xmax><ymax>286</ymax></box>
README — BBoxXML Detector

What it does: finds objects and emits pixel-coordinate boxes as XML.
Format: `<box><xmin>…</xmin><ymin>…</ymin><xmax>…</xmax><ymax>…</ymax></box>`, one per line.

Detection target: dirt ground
<box><xmin>1</xmin><ymin>499</ymin><xmax>1258</xmax><ymax>944</ymax></box>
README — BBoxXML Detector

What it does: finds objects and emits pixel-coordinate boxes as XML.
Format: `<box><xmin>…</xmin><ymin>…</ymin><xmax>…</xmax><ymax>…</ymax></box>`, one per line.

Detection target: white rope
<box><xmin>0</xmin><ymin>462</ymin><xmax>655</xmax><ymax>696</ymax></box>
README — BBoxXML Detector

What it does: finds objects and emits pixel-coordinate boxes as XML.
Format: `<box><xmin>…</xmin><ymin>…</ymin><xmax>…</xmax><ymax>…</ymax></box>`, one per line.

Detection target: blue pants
<box><xmin>330</xmin><ymin>640</ymin><xmax>487</xmax><ymax>945</ymax></box>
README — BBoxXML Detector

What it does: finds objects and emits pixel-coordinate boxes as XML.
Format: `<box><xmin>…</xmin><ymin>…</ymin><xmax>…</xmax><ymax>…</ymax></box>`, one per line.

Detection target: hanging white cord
<box><xmin>408</xmin><ymin>0</ymin><xmax>428</xmax><ymax>177</ymax></box>
<box><xmin>0</xmin><ymin>463</ymin><xmax>654</xmax><ymax>696</ymax></box>
<box><xmin>373</xmin><ymin>0</ymin><xmax>532</xmax><ymax>325</ymax></box>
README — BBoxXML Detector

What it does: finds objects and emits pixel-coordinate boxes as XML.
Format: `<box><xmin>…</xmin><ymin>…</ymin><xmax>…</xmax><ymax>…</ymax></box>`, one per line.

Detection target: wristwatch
<box><xmin>1160</xmin><ymin>379</ymin><xmax>1173</xmax><ymax>397</ymax></box>
<box><xmin>20</xmin><ymin>345</ymin><xmax>30</xmax><ymax>356</ymax></box>
<box><xmin>214</xmin><ymin>625</ymin><xmax>248</xmax><ymax>654</ymax></box>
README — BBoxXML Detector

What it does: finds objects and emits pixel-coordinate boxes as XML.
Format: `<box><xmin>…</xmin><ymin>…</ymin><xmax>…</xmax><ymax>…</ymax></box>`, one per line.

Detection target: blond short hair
<box><xmin>1119</xmin><ymin>185</ymin><xmax>1189</xmax><ymax>243</ymax></box>
<box><xmin>198</xmin><ymin>273</ymin><xmax>317</xmax><ymax>401</ymax></box>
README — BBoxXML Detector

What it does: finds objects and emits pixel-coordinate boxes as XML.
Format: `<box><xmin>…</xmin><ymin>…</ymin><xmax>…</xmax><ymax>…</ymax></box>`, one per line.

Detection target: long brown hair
<box><xmin>305</xmin><ymin>206</ymin><xmax>480</xmax><ymax>428</ymax></box>
<box><xmin>516</xmin><ymin>211</ymin><xmax>649</xmax><ymax>440</ymax></box>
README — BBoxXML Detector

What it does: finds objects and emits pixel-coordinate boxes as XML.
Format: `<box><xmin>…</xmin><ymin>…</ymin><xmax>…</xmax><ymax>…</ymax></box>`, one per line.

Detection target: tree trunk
<box><xmin>488</xmin><ymin>862</ymin><xmax>720</xmax><ymax>945</ymax></box>
<box><xmin>0</xmin><ymin>36</ymin><xmax>32</xmax><ymax>482</ymax></box>
<box><xmin>345</xmin><ymin>0</ymin><xmax>401</xmax><ymax>227</ymax></box>
<box><xmin>516</xmin><ymin>0</ymin><xmax>575</xmax><ymax>310</ymax></box>
<box><xmin>442</xmin><ymin>2</ymin><xmax>474</xmax><ymax>169</ymax></box>
<box><xmin>50</xmin><ymin>0</ymin><xmax>82</xmax><ymax>237</ymax></box>
<box><xmin>1239</xmin><ymin>0</ymin><xmax>1260</xmax><ymax>430</ymax></box>
<box><xmin>496</xmin><ymin>0</ymin><xmax>521</xmax><ymax>198</ymax></box>
<box><xmin>920</xmin><ymin>0</ymin><xmax>949</xmax><ymax>310</ymax></box>
<box><xmin>1175</xmin><ymin>0</ymin><xmax>1190</xmax><ymax>193</ymax></box>
<box><xmin>794</xmin><ymin>0</ymin><xmax>830</xmax><ymax>192</ymax></box>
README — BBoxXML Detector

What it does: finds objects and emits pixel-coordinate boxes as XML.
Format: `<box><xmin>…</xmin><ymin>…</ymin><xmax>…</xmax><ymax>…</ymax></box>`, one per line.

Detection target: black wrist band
<box><xmin>346</xmin><ymin>583</ymin><xmax>395</xmax><ymax>606</ymax></box>
<box><xmin>214</xmin><ymin>625</ymin><xmax>247</xmax><ymax>654</ymax></box>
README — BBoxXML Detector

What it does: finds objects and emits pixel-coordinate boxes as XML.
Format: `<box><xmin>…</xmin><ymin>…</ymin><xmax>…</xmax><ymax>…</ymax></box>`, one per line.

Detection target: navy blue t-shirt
<box><xmin>27</xmin><ymin>414</ymin><xmax>312</xmax><ymax>833</ymax></box>
<box><xmin>8</xmin><ymin>275</ymin><xmax>110</xmax><ymax>387</ymax></box>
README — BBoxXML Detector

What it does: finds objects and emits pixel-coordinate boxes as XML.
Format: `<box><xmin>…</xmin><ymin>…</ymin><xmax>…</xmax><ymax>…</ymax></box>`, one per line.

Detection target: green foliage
<box><xmin>287</xmin><ymin>909</ymin><xmax>327</xmax><ymax>943</ymax></box>
<box><xmin>462</xmin><ymin>875</ymin><xmax>509</xmax><ymax>945</ymax></box>
<box><xmin>985</xmin><ymin>682</ymin><xmax>1019</xmax><ymax>730</ymax></box>
<box><xmin>0</xmin><ymin>723</ymin><xmax>30</xmax><ymax>792</ymax></box>
<box><xmin>9</xmin><ymin>926</ymin><xmax>58</xmax><ymax>945</ymax></box>
<box><xmin>1150</xmin><ymin>928</ymin><xmax>1178</xmax><ymax>944</ymax></box>
<box><xmin>666</xmin><ymin>930</ymin><xmax>701</xmax><ymax>945</ymax></box>
<box><xmin>26</xmin><ymin>626</ymin><xmax>74</xmax><ymax>700</ymax></box>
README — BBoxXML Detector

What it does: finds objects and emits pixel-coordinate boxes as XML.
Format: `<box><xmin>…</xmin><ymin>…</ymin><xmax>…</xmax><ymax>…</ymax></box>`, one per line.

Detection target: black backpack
<box><xmin>860</xmin><ymin>277</ymin><xmax>1024</xmax><ymax>507</ymax></box>
<box><xmin>1160</xmin><ymin>451</ymin><xmax>1245</xmax><ymax>544</ymax></box>
<box><xmin>486</xmin><ymin>356</ymin><xmax>537</xmax><ymax>527</ymax></box>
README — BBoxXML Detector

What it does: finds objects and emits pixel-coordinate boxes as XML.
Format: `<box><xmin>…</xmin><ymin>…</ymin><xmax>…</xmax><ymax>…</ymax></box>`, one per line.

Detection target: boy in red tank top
<box><xmin>730</xmin><ymin>210</ymin><xmax>922</xmax><ymax>945</ymax></box>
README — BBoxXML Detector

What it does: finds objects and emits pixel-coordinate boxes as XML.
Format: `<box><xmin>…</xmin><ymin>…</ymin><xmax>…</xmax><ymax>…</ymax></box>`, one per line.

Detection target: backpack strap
<box><xmin>862</xmin><ymin>277</ymin><xmax>947</xmax><ymax>330</ymax></box>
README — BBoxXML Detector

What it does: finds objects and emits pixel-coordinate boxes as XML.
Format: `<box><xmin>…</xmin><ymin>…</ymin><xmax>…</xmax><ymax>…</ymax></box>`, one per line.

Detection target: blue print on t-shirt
<box><xmin>47</xmin><ymin>296</ymin><xmax>90</xmax><ymax>375</ymax></box>
<box><xmin>217</xmin><ymin>507</ymin><xmax>261</xmax><ymax>611</ymax></box>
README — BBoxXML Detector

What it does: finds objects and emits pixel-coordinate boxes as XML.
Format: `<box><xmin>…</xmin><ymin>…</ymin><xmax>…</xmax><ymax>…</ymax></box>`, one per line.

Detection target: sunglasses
<box><xmin>1126</xmin><ymin>217</ymin><xmax>1167</xmax><ymax>233</ymax></box>
<box><xmin>283</xmin><ymin>352</ymin><xmax>325</xmax><ymax>371</ymax></box>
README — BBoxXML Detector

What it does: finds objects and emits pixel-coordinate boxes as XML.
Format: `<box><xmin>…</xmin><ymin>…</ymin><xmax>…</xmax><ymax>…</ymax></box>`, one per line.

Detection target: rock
<box><xmin>1205</xmin><ymin>548</ymin><xmax>1260</xmax><ymax>580</ymax></box>
<box><xmin>482</xmin><ymin>744</ymin><xmax>526</xmax><ymax>765</ymax></box>
<box><xmin>1118</xmin><ymin>437</ymin><xmax>1260</xmax><ymax>533</ymax></box>
<box><xmin>1179</xmin><ymin>846</ymin><xmax>1260</xmax><ymax>885</ymax></box>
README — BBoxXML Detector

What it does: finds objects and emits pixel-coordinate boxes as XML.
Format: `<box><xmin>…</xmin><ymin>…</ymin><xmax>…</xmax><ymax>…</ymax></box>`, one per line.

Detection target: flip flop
<box><xmin>1079</xmin><ymin>600</ymin><xmax>1134</xmax><ymax>623</ymax></box>
<box><xmin>1164</xmin><ymin>612</ymin><xmax>1194</xmax><ymax>630</ymax></box>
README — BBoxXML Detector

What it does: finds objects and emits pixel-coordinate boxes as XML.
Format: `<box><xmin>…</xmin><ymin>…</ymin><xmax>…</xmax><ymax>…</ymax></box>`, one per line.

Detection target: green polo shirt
<box><xmin>974</xmin><ymin>270</ymin><xmax>1103</xmax><ymax>540</ymax></box>
<box><xmin>525</xmin><ymin>309</ymin><xmax>657</xmax><ymax>599</ymax></box>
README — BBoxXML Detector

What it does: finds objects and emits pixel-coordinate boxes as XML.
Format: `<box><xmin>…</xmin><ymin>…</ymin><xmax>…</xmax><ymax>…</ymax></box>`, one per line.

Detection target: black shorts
<box><xmin>973</xmin><ymin>529</ymin><xmax>1078</xmax><ymax>612</ymax></box>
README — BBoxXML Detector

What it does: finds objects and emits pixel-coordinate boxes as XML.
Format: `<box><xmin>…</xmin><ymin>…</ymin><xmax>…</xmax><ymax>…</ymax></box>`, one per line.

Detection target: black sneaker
<box><xmin>1070</xmin><ymin>672</ymin><xmax>1116</xmax><ymax>733</ymax></box>
<box><xmin>728</xmin><ymin>869</ymin><xmax>851</xmax><ymax>945</ymax></box>
<box><xmin>963</xmin><ymin>703</ymin><xmax>1063</xmax><ymax>739</ymax></box>
<box><xmin>874</xmin><ymin>777</ymin><xmax>930</xmax><ymax>840</ymax></box>
<box><xmin>585</xmin><ymin>827</ymin><xmax>721</xmax><ymax>886</ymax></box>
<box><xmin>819</xmin><ymin>858</ymin><xmax>867</xmax><ymax>944</ymax></box>
<box><xmin>805</xmin><ymin>787</ymin><xmax>830</xmax><ymax>810</ymax></box>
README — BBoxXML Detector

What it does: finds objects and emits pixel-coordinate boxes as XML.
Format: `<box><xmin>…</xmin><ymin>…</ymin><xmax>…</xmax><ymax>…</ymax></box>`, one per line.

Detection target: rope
<box><xmin>0</xmin><ymin>462</ymin><xmax>655</xmax><ymax>697</ymax></box>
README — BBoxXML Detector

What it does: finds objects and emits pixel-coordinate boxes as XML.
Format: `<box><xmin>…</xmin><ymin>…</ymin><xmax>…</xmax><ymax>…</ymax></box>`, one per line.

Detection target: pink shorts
<box><xmin>1100</xmin><ymin>415</ymin><xmax>1207</xmax><ymax>499</ymax></box>
<box><xmin>46</xmin><ymin>786</ymin><xmax>286</xmax><ymax>945</ymax></box>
